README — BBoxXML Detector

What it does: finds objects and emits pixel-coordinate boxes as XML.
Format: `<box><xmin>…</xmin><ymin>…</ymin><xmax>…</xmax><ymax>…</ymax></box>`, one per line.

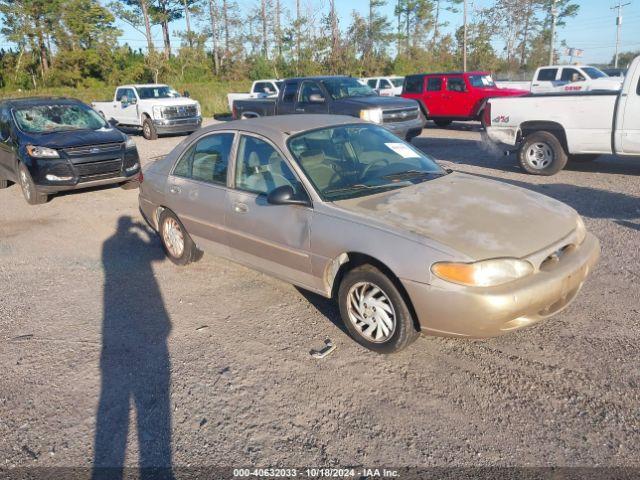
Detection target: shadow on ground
<box><xmin>92</xmin><ymin>216</ymin><xmax>174</xmax><ymax>480</ymax></box>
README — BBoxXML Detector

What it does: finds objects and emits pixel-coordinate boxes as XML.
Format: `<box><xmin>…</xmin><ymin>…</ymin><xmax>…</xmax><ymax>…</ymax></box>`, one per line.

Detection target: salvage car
<box><xmin>0</xmin><ymin>97</ymin><xmax>141</xmax><ymax>205</ymax></box>
<box><xmin>92</xmin><ymin>84</ymin><xmax>202</xmax><ymax>140</ymax></box>
<box><xmin>139</xmin><ymin>115</ymin><xmax>600</xmax><ymax>353</ymax></box>
<box><xmin>231</xmin><ymin>76</ymin><xmax>425</xmax><ymax>141</ymax></box>
<box><xmin>483</xmin><ymin>55</ymin><xmax>640</xmax><ymax>175</ymax></box>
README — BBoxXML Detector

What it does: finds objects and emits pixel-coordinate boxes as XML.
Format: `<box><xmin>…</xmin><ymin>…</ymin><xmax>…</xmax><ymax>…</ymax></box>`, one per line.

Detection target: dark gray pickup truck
<box><xmin>232</xmin><ymin>76</ymin><xmax>425</xmax><ymax>141</ymax></box>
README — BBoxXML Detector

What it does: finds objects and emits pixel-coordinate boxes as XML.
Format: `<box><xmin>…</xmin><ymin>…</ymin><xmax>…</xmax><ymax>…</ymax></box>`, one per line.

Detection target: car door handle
<box><xmin>169</xmin><ymin>185</ymin><xmax>181</xmax><ymax>194</ymax></box>
<box><xmin>234</xmin><ymin>202</ymin><xmax>248</xmax><ymax>213</ymax></box>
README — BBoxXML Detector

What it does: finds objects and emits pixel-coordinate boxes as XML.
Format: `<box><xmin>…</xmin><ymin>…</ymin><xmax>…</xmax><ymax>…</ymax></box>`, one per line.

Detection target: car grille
<box><xmin>75</xmin><ymin>159</ymin><xmax>123</xmax><ymax>182</ymax></box>
<box><xmin>162</xmin><ymin>105</ymin><xmax>198</xmax><ymax>119</ymax></box>
<box><xmin>382</xmin><ymin>107</ymin><xmax>419</xmax><ymax>123</ymax></box>
<box><xmin>64</xmin><ymin>143</ymin><xmax>123</xmax><ymax>156</ymax></box>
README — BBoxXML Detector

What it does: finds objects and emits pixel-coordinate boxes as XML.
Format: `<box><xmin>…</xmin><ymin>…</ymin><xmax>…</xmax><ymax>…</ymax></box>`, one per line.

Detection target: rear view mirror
<box><xmin>309</xmin><ymin>93</ymin><xmax>325</xmax><ymax>104</ymax></box>
<box><xmin>267</xmin><ymin>185</ymin><xmax>311</xmax><ymax>207</ymax></box>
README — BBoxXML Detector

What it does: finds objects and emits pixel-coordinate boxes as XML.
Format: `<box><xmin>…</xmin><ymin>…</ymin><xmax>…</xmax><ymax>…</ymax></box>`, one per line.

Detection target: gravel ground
<box><xmin>1</xmin><ymin>119</ymin><xmax>639</xmax><ymax>475</ymax></box>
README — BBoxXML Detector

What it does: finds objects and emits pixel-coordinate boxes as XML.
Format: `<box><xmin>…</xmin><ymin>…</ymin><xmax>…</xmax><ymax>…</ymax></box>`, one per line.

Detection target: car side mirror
<box><xmin>309</xmin><ymin>93</ymin><xmax>325</xmax><ymax>104</ymax></box>
<box><xmin>183</xmin><ymin>90</ymin><xmax>190</xmax><ymax>98</ymax></box>
<box><xmin>267</xmin><ymin>185</ymin><xmax>311</xmax><ymax>207</ymax></box>
<box><xmin>121</xmin><ymin>97</ymin><xmax>129</xmax><ymax>106</ymax></box>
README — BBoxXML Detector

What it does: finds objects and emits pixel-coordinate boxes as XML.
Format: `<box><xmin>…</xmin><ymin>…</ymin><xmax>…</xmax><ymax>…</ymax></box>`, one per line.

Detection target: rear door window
<box><xmin>282</xmin><ymin>82</ymin><xmax>298</xmax><ymax>103</ymax></box>
<box><xmin>426</xmin><ymin>77</ymin><xmax>443</xmax><ymax>91</ymax></box>
<box><xmin>173</xmin><ymin>133</ymin><xmax>234</xmax><ymax>185</ymax></box>
<box><xmin>367</xmin><ymin>79</ymin><xmax>378</xmax><ymax>88</ymax></box>
<box><xmin>537</xmin><ymin>68</ymin><xmax>558</xmax><ymax>81</ymax></box>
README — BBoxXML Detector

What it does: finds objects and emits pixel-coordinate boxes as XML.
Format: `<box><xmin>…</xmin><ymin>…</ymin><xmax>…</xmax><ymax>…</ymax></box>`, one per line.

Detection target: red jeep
<box><xmin>401</xmin><ymin>71</ymin><xmax>527</xmax><ymax>127</ymax></box>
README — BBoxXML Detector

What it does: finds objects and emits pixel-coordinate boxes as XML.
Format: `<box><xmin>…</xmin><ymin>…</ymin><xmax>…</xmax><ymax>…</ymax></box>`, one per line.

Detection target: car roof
<box><xmin>0</xmin><ymin>96</ymin><xmax>84</xmax><ymax>108</ymax></box>
<box><xmin>283</xmin><ymin>76</ymin><xmax>353</xmax><ymax>82</ymax></box>
<box><xmin>201</xmin><ymin>114</ymin><xmax>366</xmax><ymax>137</ymax></box>
<box><xmin>408</xmin><ymin>71</ymin><xmax>489</xmax><ymax>77</ymax></box>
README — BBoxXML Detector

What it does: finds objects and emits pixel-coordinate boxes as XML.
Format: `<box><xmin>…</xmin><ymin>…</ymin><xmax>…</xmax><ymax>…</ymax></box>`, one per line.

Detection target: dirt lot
<box><xmin>1</xmin><ymin>120</ymin><xmax>639</xmax><ymax>475</ymax></box>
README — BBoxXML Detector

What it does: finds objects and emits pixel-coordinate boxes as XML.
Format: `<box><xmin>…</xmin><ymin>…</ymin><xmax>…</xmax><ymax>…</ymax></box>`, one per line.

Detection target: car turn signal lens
<box><xmin>432</xmin><ymin>259</ymin><xmax>534</xmax><ymax>287</ymax></box>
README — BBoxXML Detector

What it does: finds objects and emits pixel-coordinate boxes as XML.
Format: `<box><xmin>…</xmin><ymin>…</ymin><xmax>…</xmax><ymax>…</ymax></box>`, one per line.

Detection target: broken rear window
<box><xmin>13</xmin><ymin>104</ymin><xmax>107</xmax><ymax>134</ymax></box>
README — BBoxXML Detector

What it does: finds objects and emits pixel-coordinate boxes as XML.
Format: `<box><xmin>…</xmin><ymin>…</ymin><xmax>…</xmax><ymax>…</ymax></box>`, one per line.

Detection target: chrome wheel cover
<box><xmin>143</xmin><ymin>123</ymin><xmax>151</xmax><ymax>138</ymax></box>
<box><xmin>163</xmin><ymin>217</ymin><xmax>185</xmax><ymax>258</ymax></box>
<box><xmin>347</xmin><ymin>281</ymin><xmax>396</xmax><ymax>343</ymax></box>
<box><xmin>20</xmin><ymin>169</ymin><xmax>31</xmax><ymax>200</ymax></box>
<box><xmin>525</xmin><ymin>142</ymin><xmax>553</xmax><ymax>170</ymax></box>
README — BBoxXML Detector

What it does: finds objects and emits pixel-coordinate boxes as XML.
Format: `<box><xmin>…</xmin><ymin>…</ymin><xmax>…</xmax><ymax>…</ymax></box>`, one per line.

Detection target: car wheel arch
<box><xmin>327</xmin><ymin>251</ymin><xmax>421</xmax><ymax>333</ymax></box>
<box><xmin>520</xmin><ymin>121</ymin><xmax>569</xmax><ymax>153</ymax></box>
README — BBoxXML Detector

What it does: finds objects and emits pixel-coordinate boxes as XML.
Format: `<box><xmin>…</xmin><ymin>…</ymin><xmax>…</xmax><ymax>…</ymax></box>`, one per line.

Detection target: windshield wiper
<box><xmin>324</xmin><ymin>182</ymin><xmax>409</xmax><ymax>196</ymax></box>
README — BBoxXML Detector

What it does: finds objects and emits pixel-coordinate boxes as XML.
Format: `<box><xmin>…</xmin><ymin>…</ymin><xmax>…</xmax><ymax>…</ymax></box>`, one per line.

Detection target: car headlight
<box><xmin>125</xmin><ymin>137</ymin><xmax>137</xmax><ymax>149</ymax></box>
<box><xmin>195</xmin><ymin>102</ymin><xmax>201</xmax><ymax>117</ymax></box>
<box><xmin>359</xmin><ymin>108</ymin><xmax>383</xmax><ymax>124</ymax></box>
<box><xmin>432</xmin><ymin>258</ymin><xmax>534</xmax><ymax>287</ymax></box>
<box><xmin>575</xmin><ymin>216</ymin><xmax>586</xmax><ymax>245</ymax></box>
<box><xmin>26</xmin><ymin>145</ymin><xmax>59</xmax><ymax>158</ymax></box>
<box><xmin>152</xmin><ymin>106</ymin><xmax>164</xmax><ymax>119</ymax></box>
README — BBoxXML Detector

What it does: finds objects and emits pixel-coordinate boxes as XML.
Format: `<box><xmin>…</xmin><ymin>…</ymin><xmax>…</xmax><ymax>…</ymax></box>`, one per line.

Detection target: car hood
<box><xmin>338</xmin><ymin>95</ymin><xmax>419</xmax><ymax>110</ymax></box>
<box><xmin>333</xmin><ymin>172</ymin><xmax>578</xmax><ymax>260</ymax></box>
<box><xmin>20</xmin><ymin>127</ymin><xmax>127</xmax><ymax>149</ymax></box>
<box><xmin>141</xmin><ymin>97</ymin><xmax>199</xmax><ymax>106</ymax></box>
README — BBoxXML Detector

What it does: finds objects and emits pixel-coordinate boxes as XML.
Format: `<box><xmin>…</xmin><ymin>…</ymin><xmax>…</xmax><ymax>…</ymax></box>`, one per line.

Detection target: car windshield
<box><xmin>468</xmin><ymin>74</ymin><xmax>496</xmax><ymax>88</ymax></box>
<box><xmin>582</xmin><ymin>67</ymin><xmax>607</xmax><ymax>79</ymax></box>
<box><xmin>391</xmin><ymin>78</ymin><xmax>404</xmax><ymax>87</ymax></box>
<box><xmin>136</xmin><ymin>86</ymin><xmax>181</xmax><ymax>99</ymax></box>
<box><xmin>288</xmin><ymin>124</ymin><xmax>446</xmax><ymax>201</ymax></box>
<box><xmin>321</xmin><ymin>78</ymin><xmax>377</xmax><ymax>99</ymax></box>
<box><xmin>12</xmin><ymin>103</ymin><xmax>108</xmax><ymax>134</ymax></box>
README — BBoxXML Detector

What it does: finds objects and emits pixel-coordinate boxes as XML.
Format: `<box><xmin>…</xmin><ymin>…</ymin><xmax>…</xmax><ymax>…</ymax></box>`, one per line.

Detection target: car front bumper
<box><xmin>152</xmin><ymin>116</ymin><xmax>202</xmax><ymax>134</ymax></box>
<box><xmin>402</xmin><ymin>232</ymin><xmax>600</xmax><ymax>338</ymax></box>
<box><xmin>27</xmin><ymin>147</ymin><xmax>141</xmax><ymax>193</ymax></box>
<box><xmin>381</xmin><ymin>116</ymin><xmax>426</xmax><ymax>141</ymax></box>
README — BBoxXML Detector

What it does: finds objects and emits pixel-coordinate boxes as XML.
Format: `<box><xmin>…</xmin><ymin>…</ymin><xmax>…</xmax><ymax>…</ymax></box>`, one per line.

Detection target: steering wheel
<box><xmin>361</xmin><ymin>158</ymin><xmax>390</xmax><ymax>180</ymax></box>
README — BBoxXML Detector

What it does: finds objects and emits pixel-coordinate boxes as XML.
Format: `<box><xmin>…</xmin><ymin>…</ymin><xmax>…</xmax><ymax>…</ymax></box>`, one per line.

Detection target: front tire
<box><xmin>518</xmin><ymin>131</ymin><xmax>567</xmax><ymax>176</ymax></box>
<box><xmin>18</xmin><ymin>164</ymin><xmax>48</xmax><ymax>205</ymax></box>
<box><xmin>142</xmin><ymin>116</ymin><xmax>158</xmax><ymax>140</ymax></box>
<box><xmin>159</xmin><ymin>210</ymin><xmax>200</xmax><ymax>265</ymax></box>
<box><xmin>338</xmin><ymin>264</ymin><xmax>419</xmax><ymax>354</ymax></box>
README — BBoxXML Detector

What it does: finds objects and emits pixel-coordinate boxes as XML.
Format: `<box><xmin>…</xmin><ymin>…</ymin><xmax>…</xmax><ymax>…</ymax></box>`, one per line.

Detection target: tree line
<box><xmin>0</xmin><ymin>0</ymin><xmax>629</xmax><ymax>91</ymax></box>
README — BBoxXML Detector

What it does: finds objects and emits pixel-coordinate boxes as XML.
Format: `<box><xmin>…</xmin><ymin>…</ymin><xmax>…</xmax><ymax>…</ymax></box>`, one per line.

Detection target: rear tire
<box><xmin>159</xmin><ymin>210</ymin><xmax>201</xmax><ymax>265</ymax></box>
<box><xmin>18</xmin><ymin>164</ymin><xmax>48</xmax><ymax>205</ymax></box>
<box><xmin>0</xmin><ymin>178</ymin><xmax>9</xmax><ymax>189</ymax></box>
<box><xmin>569</xmin><ymin>154</ymin><xmax>599</xmax><ymax>163</ymax></box>
<box><xmin>338</xmin><ymin>264</ymin><xmax>419</xmax><ymax>354</ymax></box>
<box><xmin>434</xmin><ymin>119</ymin><xmax>452</xmax><ymax>127</ymax></box>
<box><xmin>518</xmin><ymin>131</ymin><xmax>567</xmax><ymax>176</ymax></box>
<box><xmin>142</xmin><ymin>116</ymin><xmax>158</xmax><ymax>140</ymax></box>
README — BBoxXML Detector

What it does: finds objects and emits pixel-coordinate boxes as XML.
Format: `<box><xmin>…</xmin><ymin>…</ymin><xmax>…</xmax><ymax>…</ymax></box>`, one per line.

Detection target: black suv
<box><xmin>0</xmin><ymin>97</ymin><xmax>141</xmax><ymax>204</ymax></box>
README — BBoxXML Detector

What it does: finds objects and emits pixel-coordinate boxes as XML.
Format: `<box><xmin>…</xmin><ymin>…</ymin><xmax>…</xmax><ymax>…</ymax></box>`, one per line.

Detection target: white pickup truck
<box><xmin>496</xmin><ymin>65</ymin><xmax>623</xmax><ymax>94</ymax></box>
<box><xmin>226</xmin><ymin>79</ymin><xmax>282</xmax><ymax>112</ymax></box>
<box><xmin>359</xmin><ymin>76</ymin><xmax>405</xmax><ymax>96</ymax></box>
<box><xmin>483</xmin><ymin>56</ymin><xmax>640</xmax><ymax>175</ymax></box>
<box><xmin>92</xmin><ymin>84</ymin><xmax>201</xmax><ymax>140</ymax></box>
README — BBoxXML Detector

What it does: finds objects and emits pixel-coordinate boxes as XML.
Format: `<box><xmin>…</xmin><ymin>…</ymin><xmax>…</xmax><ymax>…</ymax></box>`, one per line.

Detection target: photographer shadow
<box><xmin>92</xmin><ymin>216</ymin><xmax>174</xmax><ymax>480</ymax></box>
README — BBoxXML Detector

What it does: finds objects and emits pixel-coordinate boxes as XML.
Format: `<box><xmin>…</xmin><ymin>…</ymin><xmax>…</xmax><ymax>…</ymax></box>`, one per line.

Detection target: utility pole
<box><xmin>611</xmin><ymin>1</ymin><xmax>631</xmax><ymax>68</ymax></box>
<box><xmin>463</xmin><ymin>0</ymin><xmax>467</xmax><ymax>71</ymax></box>
<box><xmin>549</xmin><ymin>0</ymin><xmax>557</xmax><ymax>65</ymax></box>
